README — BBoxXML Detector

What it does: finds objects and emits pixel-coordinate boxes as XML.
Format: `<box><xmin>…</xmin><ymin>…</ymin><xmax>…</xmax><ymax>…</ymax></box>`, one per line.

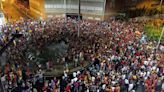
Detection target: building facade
<box><xmin>44</xmin><ymin>0</ymin><xmax>106</xmax><ymax>20</ymax></box>
<box><xmin>29</xmin><ymin>0</ymin><xmax>45</xmax><ymax>19</ymax></box>
<box><xmin>15</xmin><ymin>0</ymin><xmax>129</xmax><ymax>20</ymax></box>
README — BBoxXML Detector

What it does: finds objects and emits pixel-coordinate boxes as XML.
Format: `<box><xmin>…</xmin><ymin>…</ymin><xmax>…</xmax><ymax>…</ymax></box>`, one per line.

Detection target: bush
<box><xmin>144</xmin><ymin>25</ymin><xmax>164</xmax><ymax>41</ymax></box>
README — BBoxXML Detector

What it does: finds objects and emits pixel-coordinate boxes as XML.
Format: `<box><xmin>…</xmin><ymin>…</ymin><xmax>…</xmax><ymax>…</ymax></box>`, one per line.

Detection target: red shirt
<box><xmin>65</xmin><ymin>84</ymin><xmax>71</xmax><ymax>92</ymax></box>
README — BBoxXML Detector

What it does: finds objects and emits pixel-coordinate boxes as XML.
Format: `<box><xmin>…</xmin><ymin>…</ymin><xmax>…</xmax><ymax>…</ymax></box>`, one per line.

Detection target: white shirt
<box><xmin>91</xmin><ymin>77</ymin><xmax>95</xmax><ymax>82</ymax></box>
<box><xmin>162</xmin><ymin>83</ymin><xmax>164</xmax><ymax>90</ymax></box>
<box><xmin>147</xmin><ymin>71</ymin><xmax>150</xmax><ymax>77</ymax></box>
<box><xmin>143</xmin><ymin>72</ymin><xmax>146</xmax><ymax>77</ymax></box>
<box><xmin>1</xmin><ymin>75</ymin><xmax>5</xmax><ymax>82</ymax></box>
<box><xmin>102</xmin><ymin>84</ymin><xmax>106</xmax><ymax>89</ymax></box>
<box><xmin>112</xmin><ymin>81</ymin><xmax>116</xmax><ymax>85</ymax></box>
<box><xmin>64</xmin><ymin>71</ymin><xmax>67</xmax><ymax>77</ymax></box>
<box><xmin>74</xmin><ymin>77</ymin><xmax>78</xmax><ymax>82</ymax></box>
<box><xmin>86</xmin><ymin>89</ymin><xmax>89</xmax><ymax>92</ymax></box>
<box><xmin>97</xmin><ymin>89</ymin><xmax>100</xmax><ymax>92</ymax></box>
<box><xmin>112</xmin><ymin>87</ymin><xmax>115</xmax><ymax>91</ymax></box>
<box><xmin>156</xmin><ymin>68</ymin><xmax>159</xmax><ymax>73</ymax></box>
<box><xmin>122</xmin><ymin>74</ymin><xmax>126</xmax><ymax>80</ymax></box>
<box><xmin>125</xmin><ymin>79</ymin><xmax>129</xmax><ymax>84</ymax></box>
<box><xmin>160</xmin><ymin>45</ymin><xmax>164</xmax><ymax>52</ymax></box>
<box><xmin>71</xmin><ymin>79</ymin><xmax>74</xmax><ymax>84</ymax></box>
<box><xmin>77</xmin><ymin>71</ymin><xmax>80</xmax><ymax>75</ymax></box>
<box><xmin>152</xmin><ymin>66</ymin><xmax>156</xmax><ymax>71</ymax></box>
<box><xmin>128</xmin><ymin>83</ymin><xmax>134</xmax><ymax>91</ymax></box>
<box><xmin>144</xmin><ymin>61</ymin><xmax>148</xmax><ymax>66</ymax></box>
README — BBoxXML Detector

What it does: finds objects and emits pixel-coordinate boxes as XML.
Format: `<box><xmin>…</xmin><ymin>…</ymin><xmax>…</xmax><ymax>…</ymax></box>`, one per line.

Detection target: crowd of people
<box><xmin>0</xmin><ymin>17</ymin><xmax>163</xmax><ymax>92</ymax></box>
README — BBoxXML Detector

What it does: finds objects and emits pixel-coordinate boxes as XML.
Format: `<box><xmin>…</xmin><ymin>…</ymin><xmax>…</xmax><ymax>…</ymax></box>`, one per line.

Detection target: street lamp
<box><xmin>78</xmin><ymin>0</ymin><xmax>81</xmax><ymax>37</ymax></box>
<box><xmin>160</xmin><ymin>0</ymin><xmax>163</xmax><ymax>17</ymax></box>
<box><xmin>156</xmin><ymin>26</ymin><xmax>164</xmax><ymax>49</ymax></box>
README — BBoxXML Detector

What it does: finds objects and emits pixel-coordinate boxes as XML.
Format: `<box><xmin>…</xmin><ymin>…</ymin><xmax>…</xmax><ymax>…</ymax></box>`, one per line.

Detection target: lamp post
<box><xmin>156</xmin><ymin>26</ymin><xmax>164</xmax><ymax>49</ymax></box>
<box><xmin>156</xmin><ymin>0</ymin><xmax>164</xmax><ymax>49</ymax></box>
<box><xmin>64</xmin><ymin>0</ymin><xmax>66</xmax><ymax>20</ymax></box>
<box><xmin>78</xmin><ymin>0</ymin><xmax>81</xmax><ymax>37</ymax></box>
<box><xmin>160</xmin><ymin>0</ymin><xmax>163</xmax><ymax>17</ymax></box>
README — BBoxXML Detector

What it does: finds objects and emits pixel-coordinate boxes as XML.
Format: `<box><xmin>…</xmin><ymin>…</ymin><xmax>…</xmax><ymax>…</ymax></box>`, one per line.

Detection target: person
<box><xmin>162</xmin><ymin>81</ymin><xmax>164</xmax><ymax>92</ymax></box>
<box><xmin>125</xmin><ymin>78</ymin><xmax>129</xmax><ymax>92</ymax></box>
<box><xmin>0</xmin><ymin>17</ymin><xmax>162</xmax><ymax>92</ymax></box>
